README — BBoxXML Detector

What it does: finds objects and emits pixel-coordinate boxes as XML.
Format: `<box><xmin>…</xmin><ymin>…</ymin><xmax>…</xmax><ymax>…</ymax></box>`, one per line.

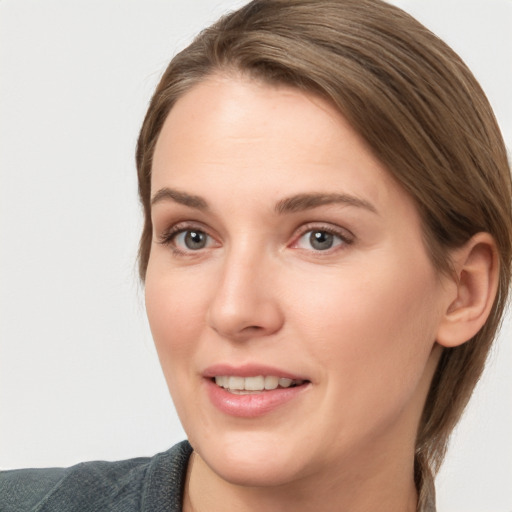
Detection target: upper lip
<box><xmin>202</xmin><ymin>363</ymin><xmax>309</xmax><ymax>381</ymax></box>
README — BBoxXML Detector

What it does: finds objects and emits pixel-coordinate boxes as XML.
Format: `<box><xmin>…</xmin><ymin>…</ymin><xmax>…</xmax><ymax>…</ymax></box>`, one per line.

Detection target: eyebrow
<box><xmin>150</xmin><ymin>187</ymin><xmax>377</xmax><ymax>215</ymax></box>
<box><xmin>275</xmin><ymin>193</ymin><xmax>378</xmax><ymax>215</ymax></box>
<box><xmin>151</xmin><ymin>187</ymin><xmax>209</xmax><ymax>210</ymax></box>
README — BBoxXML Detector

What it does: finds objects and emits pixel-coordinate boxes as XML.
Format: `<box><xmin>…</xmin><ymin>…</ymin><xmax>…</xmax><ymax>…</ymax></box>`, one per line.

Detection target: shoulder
<box><xmin>0</xmin><ymin>467</ymin><xmax>66</xmax><ymax>512</ymax></box>
<box><xmin>0</xmin><ymin>456</ymin><xmax>152</xmax><ymax>512</ymax></box>
<box><xmin>0</xmin><ymin>440</ymin><xmax>192</xmax><ymax>512</ymax></box>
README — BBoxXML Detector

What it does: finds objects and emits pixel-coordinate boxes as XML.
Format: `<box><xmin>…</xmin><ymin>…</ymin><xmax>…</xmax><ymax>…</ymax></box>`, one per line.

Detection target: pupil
<box><xmin>185</xmin><ymin>230</ymin><xmax>206</xmax><ymax>249</ymax></box>
<box><xmin>310</xmin><ymin>231</ymin><xmax>333</xmax><ymax>250</ymax></box>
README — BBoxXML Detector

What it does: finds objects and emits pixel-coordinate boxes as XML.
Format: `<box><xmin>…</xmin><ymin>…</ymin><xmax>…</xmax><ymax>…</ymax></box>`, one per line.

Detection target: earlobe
<box><xmin>436</xmin><ymin>233</ymin><xmax>499</xmax><ymax>348</ymax></box>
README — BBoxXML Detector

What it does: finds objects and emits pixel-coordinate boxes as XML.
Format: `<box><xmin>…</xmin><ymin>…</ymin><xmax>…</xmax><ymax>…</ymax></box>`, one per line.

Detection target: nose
<box><xmin>207</xmin><ymin>248</ymin><xmax>284</xmax><ymax>341</ymax></box>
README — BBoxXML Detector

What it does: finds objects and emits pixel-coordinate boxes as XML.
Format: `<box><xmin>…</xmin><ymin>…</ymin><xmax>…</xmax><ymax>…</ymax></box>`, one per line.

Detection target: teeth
<box><xmin>245</xmin><ymin>376</ymin><xmax>265</xmax><ymax>391</ymax></box>
<box><xmin>264</xmin><ymin>376</ymin><xmax>279</xmax><ymax>390</ymax></box>
<box><xmin>214</xmin><ymin>376</ymin><xmax>228</xmax><ymax>388</ymax></box>
<box><xmin>228</xmin><ymin>376</ymin><xmax>245</xmax><ymax>390</ymax></box>
<box><xmin>214</xmin><ymin>375</ymin><xmax>304</xmax><ymax>392</ymax></box>
<box><xmin>278</xmin><ymin>377</ymin><xmax>293</xmax><ymax>388</ymax></box>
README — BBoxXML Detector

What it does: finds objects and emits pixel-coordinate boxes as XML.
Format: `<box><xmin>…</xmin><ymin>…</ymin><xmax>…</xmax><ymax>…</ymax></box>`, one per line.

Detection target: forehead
<box><xmin>150</xmin><ymin>74</ymin><xmax>409</xmax><ymax>215</ymax></box>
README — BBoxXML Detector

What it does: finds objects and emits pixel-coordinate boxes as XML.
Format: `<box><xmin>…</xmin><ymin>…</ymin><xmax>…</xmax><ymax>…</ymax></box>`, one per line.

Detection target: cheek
<box><xmin>285</xmin><ymin>256</ymin><xmax>441</xmax><ymax>394</ymax></box>
<box><xmin>145</xmin><ymin>263</ymin><xmax>211</xmax><ymax>366</ymax></box>
<box><xmin>144</xmin><ymin>265</ymin><xmax>213</xmax><ymax>428</ymax></box>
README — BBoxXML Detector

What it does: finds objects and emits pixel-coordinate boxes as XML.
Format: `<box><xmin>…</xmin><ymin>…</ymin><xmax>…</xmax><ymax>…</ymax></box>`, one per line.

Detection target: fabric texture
<box><xmin>0</xmin><ymin>440</ymin><xmax>192</xmax><ymax>512</ymax></box>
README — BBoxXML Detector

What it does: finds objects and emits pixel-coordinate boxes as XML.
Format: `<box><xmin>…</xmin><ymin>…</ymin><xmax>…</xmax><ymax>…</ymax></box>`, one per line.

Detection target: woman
<box><xmin>1</xmin><ymin>1</ymin><xmax>511</xmax><ymax>511</ymax></box>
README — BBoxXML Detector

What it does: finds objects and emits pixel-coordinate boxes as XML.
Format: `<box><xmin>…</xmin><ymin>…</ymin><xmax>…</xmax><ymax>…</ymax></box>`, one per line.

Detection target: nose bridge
<box><xmin>207</xmin><ymin>236</ymin><xmax>283</xmax><ymax>339</ymax></box>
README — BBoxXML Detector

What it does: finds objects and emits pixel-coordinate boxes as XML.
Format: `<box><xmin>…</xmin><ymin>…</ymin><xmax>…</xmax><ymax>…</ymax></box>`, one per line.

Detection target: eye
<box><xmin>157</xmin><ymin>223</ymin><xmax>218</xmax><ymax>254</ymax></box>
<box><xmin>295</xmin><ymin>228</ymin><xmax>349</xmax><ymax>251</ymax></box>
<box><xmin>173</xmin><ymin>229</ymin><xmax>212</xmax><ymax>251</ymax></box>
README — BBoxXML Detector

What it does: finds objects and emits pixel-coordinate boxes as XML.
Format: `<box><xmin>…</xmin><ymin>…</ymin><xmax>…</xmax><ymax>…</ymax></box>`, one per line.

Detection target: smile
<box><xmin>214</xmin><ymin>375</ymin><xmax>306</xmax><ymax>394</ymax></box>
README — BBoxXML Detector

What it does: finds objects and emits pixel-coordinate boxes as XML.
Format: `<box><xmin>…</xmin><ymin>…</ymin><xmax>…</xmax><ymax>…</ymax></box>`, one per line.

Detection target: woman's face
<box><xmin>145</xmin><ymin>75</ymin><xmax>449</xmax><ymax>487</ymax></box>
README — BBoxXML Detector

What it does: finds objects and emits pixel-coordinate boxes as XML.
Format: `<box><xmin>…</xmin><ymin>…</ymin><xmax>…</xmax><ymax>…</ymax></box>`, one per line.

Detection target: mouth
<box><xmin>212</xmin><ymin>375</ymin><xmax>308</xmax><ymax>394</ymax></box>
<box><xmin>204</xmin><ymin>367</ymin><xmax>311</xmax><ymax>417</ymax></box>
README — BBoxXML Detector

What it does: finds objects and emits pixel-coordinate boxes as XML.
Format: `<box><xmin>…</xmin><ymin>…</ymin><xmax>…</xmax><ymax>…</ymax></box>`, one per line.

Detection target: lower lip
<box><xmin>205</xmin><ymin>379</ymin><xmax>309</xmax><ymax>418</ymax></box>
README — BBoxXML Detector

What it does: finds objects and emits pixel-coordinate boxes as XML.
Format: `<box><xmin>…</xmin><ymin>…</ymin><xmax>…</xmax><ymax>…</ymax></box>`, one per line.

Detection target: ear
<box><xmin>436</xmin><ymin>232</ymin><xmax>499</xmax><ymax>348</ymax></box>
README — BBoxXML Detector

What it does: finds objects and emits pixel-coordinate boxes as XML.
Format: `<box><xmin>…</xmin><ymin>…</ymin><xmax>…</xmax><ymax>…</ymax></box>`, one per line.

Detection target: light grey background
<box><xmin>1</xmin><ymin>1</ymin><xmax>510</xmax><ymax>511</ymax></box>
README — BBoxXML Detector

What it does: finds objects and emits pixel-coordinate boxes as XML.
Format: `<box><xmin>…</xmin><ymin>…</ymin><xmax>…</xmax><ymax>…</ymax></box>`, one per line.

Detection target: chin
<box><xmin>190</xmin><ymin>429</ymin><xmax>312</xmax><ymax>488</ymax></box>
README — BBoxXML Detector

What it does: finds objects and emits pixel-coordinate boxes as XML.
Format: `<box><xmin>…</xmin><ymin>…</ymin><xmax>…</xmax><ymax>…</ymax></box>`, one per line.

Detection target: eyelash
<box><xmin>157</xmin><ymin>221</ymin><xmax>354</xmax><ymax>256</ymax></box>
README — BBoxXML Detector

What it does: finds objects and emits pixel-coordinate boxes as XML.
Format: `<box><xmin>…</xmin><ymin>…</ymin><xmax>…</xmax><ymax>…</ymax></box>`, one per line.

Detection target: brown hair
<box><xmin>136</xmin><ymin>0</ymin><xmax>512</xmax><ymax>506</ymax></box>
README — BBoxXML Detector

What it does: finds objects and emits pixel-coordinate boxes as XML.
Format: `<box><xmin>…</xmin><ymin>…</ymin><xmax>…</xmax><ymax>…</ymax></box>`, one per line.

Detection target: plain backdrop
<box><xmin>1</xmin><ymin>1</ymin><xmax>511</xmax><ymax>511</ymax></box>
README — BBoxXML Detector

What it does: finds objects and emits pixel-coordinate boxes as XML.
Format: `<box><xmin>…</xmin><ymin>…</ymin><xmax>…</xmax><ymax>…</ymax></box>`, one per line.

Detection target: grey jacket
<box><xmin>0</xmin><ymin>441</ymin><xmax>193</xmax><ymax>512</ymax></box>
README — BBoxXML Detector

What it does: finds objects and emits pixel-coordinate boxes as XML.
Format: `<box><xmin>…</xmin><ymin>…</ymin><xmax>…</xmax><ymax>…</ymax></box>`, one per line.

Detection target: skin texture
<box><xmin>144</xmin><ymin>74</ymin><xmax>482</xmax><ymax>512</ymax></box>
